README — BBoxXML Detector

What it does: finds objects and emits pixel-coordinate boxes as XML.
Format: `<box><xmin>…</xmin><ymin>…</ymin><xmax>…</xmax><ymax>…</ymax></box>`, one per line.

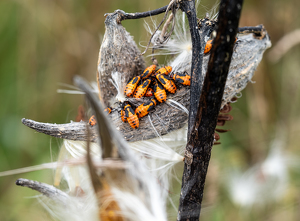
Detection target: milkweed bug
<box><xmin>120</xmin><ymin>103</ymin><xmax>127</xmax><ymax>122</ymax></box>
<box><xmin>89</xmin><ymin>107</ymin><xmax>111</xmax><ymax>126</ymax></box>
<box><xmin>135</xmin><ymin>99</ymin><xmax>157</xmax><ymax>118</ymax></box>
<box><xmin>124</xmin><ymin>103</ymin><xmax>139</xmax><ymax>129</ymax></box>
<box><xmin>172</xmin><ymin>72</ymin><xmax>191</xmax><ymax>86</ymax></box>
<box><xmin>156</xmin><ymin>74</ymin><xmax>176</xmax><ymax>94</ymax></box>
<box><xmin>125</xmin><ymin>76</ymin><xmax>140</xmax><ymax>97</ymax></box>
<box><xmin>204</xmin><ymin>37</ymin><xmax>237</xmax><ymax>54</ymax></box>
<box><xmin>133</xmin><ymin>79</ymin><xmax>151</xmax><ymax>99</ymax></box>
<box><xmin>89</xmin><ymin>115</ymin><xmax>97</xmax><ymax>126</ymax></box>
<box><xmin>140</xmin><ymin>65</ymin><xmax>156</xmax><ymax>79</ymax></box>
<box><xmin>204</xmin><ymin>39</ymin><xmax>213</xmax><ymax>54</ymax></box>
<box><xmin>145</xmin><ymin>87</ymin><xmax>154</xmax><ymax>97</ymax></box>
<box><xmin>155</xmin><ymin>66</ymin><xmax>172</xmax><ymax>76</ymax></box>
<box><xmin>153</xmin><ymin>81</ymin><xmax>167</xmax><ymax>103</ymax></box>
<box><xmin>104</xmin><ymin>107</ymin><xmax>112</xmax><ymax>114</ymax></box>
<box><xmin>121</xmin><ymin>109</ymin><xmax>127</xmax><ymax>122</ymax></box>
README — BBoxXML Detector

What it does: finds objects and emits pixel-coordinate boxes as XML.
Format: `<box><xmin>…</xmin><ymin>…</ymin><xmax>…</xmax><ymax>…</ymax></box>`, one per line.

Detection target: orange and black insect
<box><xmin>156</xmin><ymin>74</ymin><xmax>176</xmax><ymax>94</ymax></box>
<box><xmin>155</xmin><ymin>66</ymin><xmax>172</xmax><ymax>76</ymax></box>
<box><xmin>89</xmin><ymin>115</ymin><xmax>97</xmax><ymax>126</ymax></box>
<box><xmin>135</xmin><ymin>99</ymin><xmax>157</xmax><ymax>118</ymax></box>
<box><xmin>120</xmin><ymin>109</ymin><xmax>127</xmax><ymax>122</ymax></box>
<box><xmin>104</xmin><ymin>107</ymin><xmax>112</xmax><ymax>114</ymax></box>
<box><xmin>172</xmin><ymin>72</ymin><xmax>191</xmax><ymax>86</ymax></box>
<box><xmin>124</xmin><ymin>104</ymin><xmax>139</xmax><ymax>129</ymax></box>
<box><xmin>120</xmin><ymin>103</ymin><xmax>127</xmax><ymax>122</ymax></box>
<box><xmin>133</xmin><ymin>79</ymin><xmax>151</xmax><ymax>98</ymax></box>
<box><xmin>153</xmin><ymin>81</ymin><xmax>167</xmax><ymax>103</ymax></box>
<box><xmin>125</xmin><ymin>76</ymin><xmax>141</xmax><ymax>97</ymax></box>
<box><xmin>140</xmin><ymin>65</ymin><xmax>156</xmax><ymax>79</ymax></box>
<box><xmin>145</xmin><ymin>87</ymin><xmax>154</xmax><ymax>97</ymax></box>
<box><xmin>205</xmin><ymin>37</ymin><xmax>237</xmax><ymax>54</ymax></box>
<box><xmin>204</xmin><ymin>39</ymin><xmax>213</xmax><ymax>54</ymax></box>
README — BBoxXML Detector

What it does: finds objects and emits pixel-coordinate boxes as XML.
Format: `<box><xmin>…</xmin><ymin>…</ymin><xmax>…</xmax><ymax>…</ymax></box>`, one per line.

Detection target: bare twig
<box><xmin>179</xmin><ymin>0</ymin><xmax>202</xmax><ymax>137</ymax></box>
<box><xmin>115</xmin><ymin>5</ymin><xmax>168</xmax><ymax>21</ymax></box>
<box><xmin>21</xmin><ymin>118</ymin><xmax>99</xmax><ymax>141</ymax></box>
<box><xmin>178</xmin><ymin>0</ymin><xmax>243</xmax><ymax>220</ymax></box>
<box><xmin>16</xmin><ymin>178</ymin><xmax>69</xmax><ymax>202</ymax></box>
<box><xmin>159</xmin><ymin>13</ymin><xmax>174</xmax><ymax>42</ymax></box>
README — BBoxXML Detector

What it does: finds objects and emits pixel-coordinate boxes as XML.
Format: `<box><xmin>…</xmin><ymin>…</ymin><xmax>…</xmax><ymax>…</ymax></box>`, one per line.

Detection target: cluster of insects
<box><xmin>88</xmin><ymin>38</ymin><xmax>234</xmax><ymax>129</ymax></box>
<box><xmin>89</xmin><ymin>65</ymin><xmax>191</xmax><ymax>129</ymax></box>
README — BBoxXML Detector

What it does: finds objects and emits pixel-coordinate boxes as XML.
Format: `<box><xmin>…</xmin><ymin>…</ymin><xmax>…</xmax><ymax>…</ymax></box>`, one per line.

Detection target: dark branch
<box><xmin>114</xmin><ymin>5</ymin><xmax>168</xmax><ymax>22</ymax></box>
<box><xmin>16</xmin><ymin>178</ymin><xmax>68</xmax><ymax>202</ymax></box>
<box><xmin>179</xmin><ymin>0</ymin><xmax>203</xmax><ymax>138</ymax></box>
<box><xmin>178</xmin><ymin>0</ymin><xmax>243</xmax><ymax>220</ymax></box>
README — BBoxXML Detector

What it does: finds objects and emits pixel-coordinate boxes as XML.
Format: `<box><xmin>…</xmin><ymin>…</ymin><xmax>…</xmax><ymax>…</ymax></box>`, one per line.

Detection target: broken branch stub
<box><xmin>16</xmin><ymin>178</ymin><xmax>69</xmax><ymax>203</ymax></box>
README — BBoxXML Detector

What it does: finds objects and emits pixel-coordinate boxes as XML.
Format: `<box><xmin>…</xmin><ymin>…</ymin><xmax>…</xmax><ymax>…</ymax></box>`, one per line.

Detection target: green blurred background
<box><xmin>0</xmin><ymin>0</ymin><xmax>300</xmax><ymax>220</ymax></box>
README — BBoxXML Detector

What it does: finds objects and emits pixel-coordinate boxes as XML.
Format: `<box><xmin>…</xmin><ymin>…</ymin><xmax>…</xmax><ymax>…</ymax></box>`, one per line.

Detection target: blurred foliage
<box><xmin>0</xmin><ymin>0</ymin><xmax>300</xmax><ymax>220</ymax></box>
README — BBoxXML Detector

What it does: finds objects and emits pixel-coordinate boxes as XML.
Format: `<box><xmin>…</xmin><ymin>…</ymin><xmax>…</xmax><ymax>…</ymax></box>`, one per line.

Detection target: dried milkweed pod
<box><xmin>97</xmin><ymin>11</ymin><xmax>145</xmax><ymax>107</ymax></box>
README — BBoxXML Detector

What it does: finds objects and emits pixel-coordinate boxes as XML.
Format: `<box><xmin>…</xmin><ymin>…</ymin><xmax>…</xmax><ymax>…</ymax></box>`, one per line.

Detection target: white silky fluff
<box><xmin>143</xmin><ymin>12</ymin><xmax>192</xmax><ymax>73</ymax></box>
<box><xmin>43</xmin><ymin>138</ymin><xmax>169</xmax><ymax>221</ymax></box>
<box><xmin>51</xmin><ymin>131</ymin><xmax>170</xmax><ymax>221</ymax></box>
<box><xmin>57</xmin><ymin>82</ymin><xmax>99</xmax><ymax>95</ymax></box>
<box><xmin>144</xmin><ymin>1</ymin><xmax>219</xmax><ymax>74</ymax></box>
<box><xmin>227</xmin><ymin>136</ymin><xmax>298</xmax><ymax>208</ymax></box>
<box><xmin>129</xmin><ymin>125</ymin><xmax>186</xmax><ymax>200</ymax></box>
<box><xmin>54</xmin><ymin>140</ymin><xmax>101</xmax><ymax>189</ymax></box>
<box><xmin>38</xmin><ymin>191</ymin><xmax>99</xmax><ymax>221</ymax></box>
<box><xmin>112</xmin><ymin>188</ymin><xmax>166</xmax><ymax>221</ymax></box>
<box><xmin>109</xmin><ymin>71</ymin><xmax>127</xmax><ymax>103</ymax></box>
<box><xmin>35</xmin><ymin>140</ymin><xmax>102</xmax><ymax>221</ymax></box>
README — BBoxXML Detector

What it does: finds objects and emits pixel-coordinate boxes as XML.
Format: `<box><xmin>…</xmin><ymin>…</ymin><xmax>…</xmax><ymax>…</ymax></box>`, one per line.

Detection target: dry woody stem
<box><xmin>16</xmin><ymin>178</ymin><xmax>69</xmax><ymax>202</ymax></box>
<box><xmin>178</xmin><ymin>0</ymin><xmax>244</xmax><ymax>220</ymax></box>
<box><xmin>179</xmin><ymin>0</ymin><xmax>204</xmax><ymax>137</ymax></box>
<box><xmin>116</xmin><ymin>5</ymin><xmax>168</xmax><ymax>21</ymax></box>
